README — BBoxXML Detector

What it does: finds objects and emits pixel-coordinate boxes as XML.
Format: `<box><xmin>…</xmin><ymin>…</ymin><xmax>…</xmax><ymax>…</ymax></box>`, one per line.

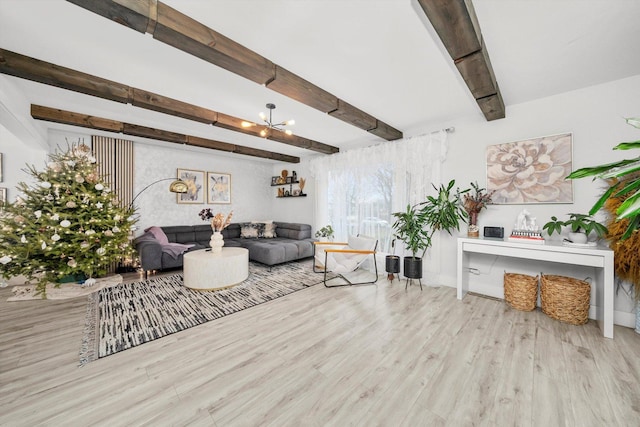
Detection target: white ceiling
<box><xmin>1</xmin><ymin>0</ymin><xmax>639</xmax><ymax>161</ymax></box>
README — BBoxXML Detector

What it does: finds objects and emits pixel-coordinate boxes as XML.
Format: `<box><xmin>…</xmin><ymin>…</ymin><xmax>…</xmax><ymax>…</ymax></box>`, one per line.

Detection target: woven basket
<box><xmin>540</xmin><ymin>274</ymin><xmax>590</xmax><ymax>325</ymax></box>
<box><xmin>504</xmin><ymin>272</ymin><xmax>538</xmax><ymax>311</ymax></box>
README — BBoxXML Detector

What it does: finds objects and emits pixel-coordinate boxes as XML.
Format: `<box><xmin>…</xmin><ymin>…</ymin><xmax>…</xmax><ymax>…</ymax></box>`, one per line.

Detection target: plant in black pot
<box><xmin>392</xmin><ymin>203</ymin><xmax>431</xmax><ymax>284</ymax></box>
<box><xmin>392</xmin><ymin>180</ymin><xmax>468</xmax><ymax>288</ymax></box>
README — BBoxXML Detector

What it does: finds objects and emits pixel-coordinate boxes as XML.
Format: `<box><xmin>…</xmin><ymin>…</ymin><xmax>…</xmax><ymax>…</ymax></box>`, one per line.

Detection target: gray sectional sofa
<box><xmin>134</xmin><ymin>222</ymin><xmax>315</xmax><ymax>276</ymax></box>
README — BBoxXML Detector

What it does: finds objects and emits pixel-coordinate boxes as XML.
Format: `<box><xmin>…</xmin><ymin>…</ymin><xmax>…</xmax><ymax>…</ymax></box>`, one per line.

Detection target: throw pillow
<box><xmin>240</xmin><ymin>223</ymin><xmax>260</xmax><ymax>238</ymax></box>
<box><xmin>262</xmin><ymin>222</ymin><xmax>277</xmax><ymax>238</ymax></box>
<box><xmin>251</xmin><ymin>221</ymin><xmax>277</xmax><ymax>238</ymax></box>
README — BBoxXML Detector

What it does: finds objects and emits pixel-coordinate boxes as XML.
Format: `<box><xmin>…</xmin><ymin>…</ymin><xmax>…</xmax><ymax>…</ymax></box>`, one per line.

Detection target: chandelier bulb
<box><xmin>286</xmin><ymin>119</ymin><xmax>295</xmax><ymax>126</ymax></box>
<box><xmin>285</xmin><ymin>129</ymin><xmax>293</xmax><ymax>136</ymax></box>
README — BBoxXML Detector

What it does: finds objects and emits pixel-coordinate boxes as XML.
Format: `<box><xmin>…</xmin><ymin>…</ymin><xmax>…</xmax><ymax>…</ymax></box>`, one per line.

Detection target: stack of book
<box><xmin>508</xmin><ymin>230</ymin><xmax>545</xmax><ymax>244</ymax></box>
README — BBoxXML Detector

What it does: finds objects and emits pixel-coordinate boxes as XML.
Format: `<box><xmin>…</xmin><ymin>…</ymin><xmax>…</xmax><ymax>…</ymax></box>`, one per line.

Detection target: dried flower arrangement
<box><xmin>462</xmin><ymin>181</ymin><xmax>494</xmax><ymax>237</ymax></box>
<box><xmin>463</xmin><ymin>181</ymin><xmax>494</xmax><ymax>218</ymax></box>
<box><xmin>199</xmin><ymin>208</ymin><xmax>233</xmax><ymax>232</ymax></box>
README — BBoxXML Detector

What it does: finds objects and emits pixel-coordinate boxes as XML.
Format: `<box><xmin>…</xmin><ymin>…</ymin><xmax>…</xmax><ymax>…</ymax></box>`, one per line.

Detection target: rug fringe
<box><xmin>78</xmin><ymin>291</ymin><xmax>99</xmax><ymax>366</ymax></box>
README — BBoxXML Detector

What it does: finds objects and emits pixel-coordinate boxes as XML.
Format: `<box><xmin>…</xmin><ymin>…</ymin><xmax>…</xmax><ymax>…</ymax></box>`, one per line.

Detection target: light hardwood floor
<box><xmin>1</xmin><ymin>270</ymin><xmax>639</xmax><ymax>426</ymax></box>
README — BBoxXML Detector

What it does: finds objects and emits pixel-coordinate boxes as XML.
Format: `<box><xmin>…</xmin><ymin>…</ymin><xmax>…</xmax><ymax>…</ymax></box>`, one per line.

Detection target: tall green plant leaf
<box><xmin>613</xmin><ymin>179</ymin><xmax>640</xmax><ymax>198</ymax></box>
<box><xmin>626</xmin><ymin>117</ymin><xmax>640</xmax><ymax>129</ymax></box>
<box><xmin>599</xmin><ymin>159</ymin><xmax>640</xmax><ymax>179</ymax></box>
<box><xmin>589</xmin><ymin>184</ymin><xmax>620</xmax><ymax>216</ymax></box>
<box><xmin>617</xmin><ymin>190</ymin><xmax>640</xmax><ymax>220</ymax></box>
<box><xmin>567</xmin><ymin>159</ymin><xmax>637</xmax><ymax>179</ymax></box>
<box><xmin>613</xmin><ymin>140</ymin><xmax>640</xmax><ymax>150</ymax></box>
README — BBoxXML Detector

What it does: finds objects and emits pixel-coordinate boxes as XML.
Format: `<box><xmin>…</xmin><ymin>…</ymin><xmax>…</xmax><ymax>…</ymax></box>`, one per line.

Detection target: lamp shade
<box><xmin>169</xmin><ymin>179</ymin><xmax>188</xmax><ymax>194</ymax></box>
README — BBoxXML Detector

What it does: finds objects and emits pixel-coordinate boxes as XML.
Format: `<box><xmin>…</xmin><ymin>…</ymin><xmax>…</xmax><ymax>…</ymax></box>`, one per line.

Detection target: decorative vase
<box><xmin>210</xmin><ymin>231</ymin><xmax>224</xmax><ymax>254</ymax></box>
<box><xmin>468</xmin><ymin>212</ymin><xmax>480</xmax><ymax>238</ymax></box>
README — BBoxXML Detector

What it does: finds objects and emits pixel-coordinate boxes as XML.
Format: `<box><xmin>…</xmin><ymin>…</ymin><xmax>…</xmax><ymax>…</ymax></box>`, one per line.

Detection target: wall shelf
<box><xmin>271</xmin><ymin>180</ymin><xmax>299</xmax><ymax>187</ymax></box>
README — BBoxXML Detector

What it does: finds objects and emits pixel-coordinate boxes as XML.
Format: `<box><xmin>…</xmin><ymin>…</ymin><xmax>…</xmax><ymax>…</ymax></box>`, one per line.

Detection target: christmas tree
<box><xmin>0</xmin><ymin>143</ymin><xmax>136</xmax><ymax>296</ymax></box>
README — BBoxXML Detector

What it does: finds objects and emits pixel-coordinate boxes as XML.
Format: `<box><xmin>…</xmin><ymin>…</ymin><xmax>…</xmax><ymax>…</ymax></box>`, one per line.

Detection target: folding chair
<box><xmin>313</xmin><ymin>235</ymin><xmax>378</xmax><ymax>287</ymax></box>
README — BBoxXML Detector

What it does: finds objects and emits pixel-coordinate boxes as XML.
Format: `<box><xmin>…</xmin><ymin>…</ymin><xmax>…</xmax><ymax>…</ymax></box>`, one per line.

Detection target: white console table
<box><xmin>457</xmin><ymin>237</ymin><xmax>615</xmax><ymax>338</ymax></box>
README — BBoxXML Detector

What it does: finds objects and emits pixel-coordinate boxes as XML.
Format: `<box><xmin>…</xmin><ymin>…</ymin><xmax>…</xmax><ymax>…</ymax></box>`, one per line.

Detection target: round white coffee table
<box><xmin>183</xmin><ymin>247</ymin><xmax>249</xmax><ymax>290</ymax></box>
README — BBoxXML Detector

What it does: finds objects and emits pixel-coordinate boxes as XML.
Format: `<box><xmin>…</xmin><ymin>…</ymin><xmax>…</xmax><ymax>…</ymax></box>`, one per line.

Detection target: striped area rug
<box><xmin>80</xmin><ymin>260</ymin><xmax>329</xmax><ymax>365</ymax></box>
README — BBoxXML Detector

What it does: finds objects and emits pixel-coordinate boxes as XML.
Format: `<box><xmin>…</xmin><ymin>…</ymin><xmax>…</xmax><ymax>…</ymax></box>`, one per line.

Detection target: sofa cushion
<box><xmin>240</xmin><ymin>222</ymin><xmax>261</xmax><ymax>238</ymax></box>
<box><xmin>222</xmin><ymin>223</ymin><xmax>241</xmax><ymax>239</ymax></box>
<box><xmin>274</xmin><ymin>222</ymin><xmax>311</xmax><ymax>240</ymax></box>
<box><xmin>161</xmin><ymin>226</ymin><xmax>197</xmax><ymax>244</ymax></box>
<box><xmin>251</xmin><ymin>221</ymin><xmax>277</xmax><ymax>238</ymax></box>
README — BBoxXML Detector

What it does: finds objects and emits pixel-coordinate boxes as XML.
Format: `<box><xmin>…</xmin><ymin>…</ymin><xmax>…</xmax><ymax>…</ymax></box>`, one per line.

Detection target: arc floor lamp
<box><xmin>129</xmin><ymin>177</ymin><xmax>188</xmax><ymax>208</ymax></box>
<box><xmin>117</xmin><ymin>177</ymin><xmax>188</xmax><ymax>273</ymax></box>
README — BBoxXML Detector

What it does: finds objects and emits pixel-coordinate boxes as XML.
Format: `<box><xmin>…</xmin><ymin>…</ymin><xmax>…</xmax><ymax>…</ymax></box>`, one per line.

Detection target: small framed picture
<box><xmin>271</xmin><ymin>176</ymin><xmax>278</xmax><ymax>186</ymax></box>
<box><xmin>207</xmin><ymin>172</ymin><xmax>231</xmax><ymax>204</ymax></box>
<box><xmin>177</xmin><ymin>168</ymin><xmax>205</xmax><ymax>204</ymax></box>
<box><xmin>286</xmin><ymin>176</ymin><xmax>293</xmax><ymax>184</ymax></box>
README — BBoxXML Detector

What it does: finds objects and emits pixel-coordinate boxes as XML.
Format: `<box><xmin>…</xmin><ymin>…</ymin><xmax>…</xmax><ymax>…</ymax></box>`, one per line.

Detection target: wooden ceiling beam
<box><xmin>30</xmin><ymin>104</ymin><xmax>124</xmax><ymax>133</ymax></box>
<box><xmin>66</xmin><ymin>0</ymin><xmax>403</xmax><ymax>140</ymax></box>
<box><xmin>0</xmin><ymin>47</ymin><xmax>130</xmax><ymax>103</ymax></box>
<box><xmin>131</xmin><ymin>88</ymin><xmax>218</xmax><ymax>124</ymax></box>
<box><xmin>267</xmin><ymin>66</ymin><xmax>338</xmax><ymax>113</ymax></box>
<box><xmin>30</xmin><ymin>104</ymin><xmax>300</xmax><ymax>163</ymax></box>
<box><xmin>153</xmin><ymin>2</ymin><xmax>276</xmax><ymax>85</ymax></box>
<box><xmin>0</xmin><ymin>48</ymin><xmax>337</xmax><ymax>155</ymax></box>
<box><xmin>417</xmin><ymin>0</ymin><xmax>505</xmax><ymax>121</ymax></box>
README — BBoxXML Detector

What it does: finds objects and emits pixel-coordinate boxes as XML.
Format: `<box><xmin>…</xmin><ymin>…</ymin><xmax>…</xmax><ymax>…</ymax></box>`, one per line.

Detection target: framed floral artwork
<box><xmin>207</xmin><ymin>172</ymin><xmax>231</xmax><ymax>204</ymax></box>
<box><xmin>177</xmin><ymin>168</ymin><xmax>205</xmax><ymax>204</ymax></box>
<box><xmin>486</xmin><ymin>133</ymin><xmax>573</xmax><ymax>204</ymax></box>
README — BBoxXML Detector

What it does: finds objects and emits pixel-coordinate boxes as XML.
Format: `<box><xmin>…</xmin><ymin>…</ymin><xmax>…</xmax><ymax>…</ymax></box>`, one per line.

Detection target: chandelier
<box><xmin>258</xmin><ymin>103</ymin><xmax>295</xmax><ymax>137</ymax></box>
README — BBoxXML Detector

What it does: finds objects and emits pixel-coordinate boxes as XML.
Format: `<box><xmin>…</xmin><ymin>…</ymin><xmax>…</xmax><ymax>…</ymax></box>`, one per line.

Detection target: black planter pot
<box><xmin>385</xmin><ymin>255</ymin><xmax>401</xmax><ymax>281</ymax></box>
<box><xmin>385</xmin><ymin>256</ymin><xmax>400</xmax><ymax>274</ymax></box>
<box><xmin>403</xmin><ymin>256</ymin><xmax>423</xmax><ymax>279</ymax></box>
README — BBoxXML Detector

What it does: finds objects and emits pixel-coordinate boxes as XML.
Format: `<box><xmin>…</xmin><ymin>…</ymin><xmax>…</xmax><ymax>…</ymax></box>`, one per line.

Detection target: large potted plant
<box><xmin>567</xmin><ymin>117</ymin><xmax>640</xmax><ymax>332</ymax></box>
<box><xmin>392</xmin><ymin>204</ymin><xmax>431</xmax><ymax>280</ymax></box>
<box><xmin>392</xmin><ymin>180</ymin><xmax>468</xmax><ymax>282</ymax></box>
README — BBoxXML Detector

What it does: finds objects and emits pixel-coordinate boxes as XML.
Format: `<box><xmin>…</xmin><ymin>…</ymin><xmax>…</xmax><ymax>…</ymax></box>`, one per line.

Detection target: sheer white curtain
<box><xmin>308</xmin><ymin>131</ymin><xmax>449</xmax><ymax>262</ymax></box>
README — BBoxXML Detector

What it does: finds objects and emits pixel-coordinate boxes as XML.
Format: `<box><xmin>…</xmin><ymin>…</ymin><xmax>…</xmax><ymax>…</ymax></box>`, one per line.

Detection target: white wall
<box><xmin>45</xmin><ymin>129</ymin><xmax>275</xmax><ymax>234</ymax></box>
<box><xmin>271</xmin><ymin>162</ymin><xmax>316</xmax><ymax>229</ymax></box>
<box><xmin>415</xmin><ymin>74</ymin><xmax>640</xmax><ymax>326</ymax></box>
<box><xmin>0</xmin><ymin>124</ymin><xmax>48</xmax><ymax>202</ymax></box>
<box><xmin>133</xmin><ymin>142</ymin><xmax>274</xmax><ymax>233</ymax></box>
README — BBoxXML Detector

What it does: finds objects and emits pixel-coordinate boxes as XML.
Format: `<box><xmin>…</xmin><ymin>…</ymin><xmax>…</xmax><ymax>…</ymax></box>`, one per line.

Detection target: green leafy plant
<box><xmin>543</xmin><ymin>213</ymin><xmax>608</xmax><ymax>238</ymax></box>
<box><xmin>315</xmin><ymin>225</ymin><xmax>334</xmax><ymax>239</ymax></box>
<box><xmin>420</xmin><ymin>180</ymin><xmax>469</xmax><ymax>234</ymax></box>
<box><xmin>567</xmin><ymin>117</ymin><xmax>640</xmax><ymax>239</ymax></box>
<box><xmin>392</xmin><ymin>179</ymin><xmax>468</xmax><ymax>258</ymax></box>
<box><xmin>392</xmin><ymin>204</ymin><xmax>431</xmax><ymax>258</ymax></box>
